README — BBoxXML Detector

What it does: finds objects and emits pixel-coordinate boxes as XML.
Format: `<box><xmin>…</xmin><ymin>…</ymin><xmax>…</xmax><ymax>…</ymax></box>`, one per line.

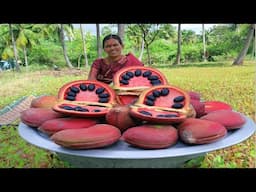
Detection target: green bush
<box><xmin>29</xmin><ymin>41</ymin><xmax>65</xmax><ymax>67</ymax></box>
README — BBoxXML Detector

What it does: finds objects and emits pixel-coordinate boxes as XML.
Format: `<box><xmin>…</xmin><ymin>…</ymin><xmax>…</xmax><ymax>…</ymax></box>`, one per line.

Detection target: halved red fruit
<box><xmin>112</xmin><ymin>66</ymin><xmax>168</xmax><ymax>105</ymax></box>
<box><xmin>203</xmin><ymin>101</ymin><xmax>232</xmax><ymax>114</ymax></box>
<box><xmin>52</xmin><ymin>80</ymin><xmax>116</xmax><ymax>117</ymax></box>
<box><xmin>129</xmin><ymin>85</ymin><xmax>192</xmax><ymax>124</ymax></box>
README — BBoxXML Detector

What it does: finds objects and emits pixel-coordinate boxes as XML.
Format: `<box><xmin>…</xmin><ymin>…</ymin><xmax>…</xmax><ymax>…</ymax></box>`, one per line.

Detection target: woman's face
<box><xmin>103</xmin><ymin>38</ymin><xmax>123</xmax><ymax>57</ymax></box>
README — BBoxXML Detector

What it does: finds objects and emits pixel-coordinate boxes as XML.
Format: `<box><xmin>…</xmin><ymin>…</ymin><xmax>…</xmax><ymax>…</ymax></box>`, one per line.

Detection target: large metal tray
<box><xmin>18</xmin><ymin>115</ymin><xmax>256</xmax><ymax>167</ymax></box>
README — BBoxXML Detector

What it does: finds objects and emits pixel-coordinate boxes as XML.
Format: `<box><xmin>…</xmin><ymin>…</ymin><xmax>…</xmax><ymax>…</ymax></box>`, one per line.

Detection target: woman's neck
<box><xmin>107</xmin><ymin>55</ymin><xmax>123</xmax><ymax>63</ymax></box>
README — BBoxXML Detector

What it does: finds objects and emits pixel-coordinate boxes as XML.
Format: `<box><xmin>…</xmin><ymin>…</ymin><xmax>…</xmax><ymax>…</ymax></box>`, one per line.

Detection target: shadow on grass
<box><xmin>151</xmin><ymin>62</ymin><xmax>229</xmax><ymax>69</ymax></box>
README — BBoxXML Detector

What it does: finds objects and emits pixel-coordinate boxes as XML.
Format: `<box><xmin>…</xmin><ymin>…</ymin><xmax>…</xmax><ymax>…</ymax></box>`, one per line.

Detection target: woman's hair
<box><xmin>102</xmin><ymin>34</ymin><xmax>123</xmax><ymax>48</ymax></box>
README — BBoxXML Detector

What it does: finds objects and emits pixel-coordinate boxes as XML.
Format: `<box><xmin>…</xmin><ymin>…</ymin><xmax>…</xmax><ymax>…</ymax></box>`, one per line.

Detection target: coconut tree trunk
<box><xmin>202</xmin><ymin>24</ymin><xmax>207</xmax><ymax>62</ymax></box>
<box><xmin>139</xmin><ymin>39</ymin><xmax>144</xmax><ymax>61</ymax></box>
<box><xmin>233</xmin><ymin>24</ymin><xmax>255</xmax><ymax>65</ymax></box>
<box><xmin>23</xmin><ymin>47</ymin><xmax>28</xmax><ymax>67</ymax></box>
<box><xmin>96</xmin><ymin>24</ymin><xmax>102</xmax><ymax>58</ymax></box>
<box><xmin>80</xmin><ymin>24</ymin><xmax>89</xmax><ymax>68</ymax></box>
<box><xmin>173</xmin><ymin>24</ymin><xmax>181</xmax><ymax>65</ymax></box>
<box><xmin>9</xmin><ymin>24</ymin><xmax>21</xmax><ymax>72</ymax></box>
<box><xmin>254</xmin><ymin>24</ymin><xmax>256</xmax><ymax>60</ymax></box>
<box><xmin>118</xmin><ymin>24</ymin><xmax>125</xmax><ymax>42</ymax></box>
<box><xmin>60</xmin><ymin>24</ymin><xmax>73</xmax><ymax>68</ymax></box>
<box><xmin>146</xmin><ymin>44</ymin><xmax>151</xmax><ymax>65</ymax></box>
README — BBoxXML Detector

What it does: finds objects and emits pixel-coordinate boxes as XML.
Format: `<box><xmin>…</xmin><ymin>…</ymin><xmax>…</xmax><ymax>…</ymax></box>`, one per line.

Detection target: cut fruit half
<box><xmin>113</xmin><ymin>66</ymin><xmax>169</xmax><ymax>105</ymax></box>
<box><xmin>53</xmin><ymin>80</ymin><xmax>116</xmax><ymax>117</ymax></box>
<box><xmin>129</xmin><ymin>85</ymin><xmax>191</xmax><ymax>124</ymax></box>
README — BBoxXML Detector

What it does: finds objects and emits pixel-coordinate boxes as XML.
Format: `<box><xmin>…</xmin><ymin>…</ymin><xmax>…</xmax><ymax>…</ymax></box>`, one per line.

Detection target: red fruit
<box><xmin>112</xmin><ymin>66</ymin><xmax>168</xmax><ymax>105</ymax></box>
<box><xmin>51</xmin><ymin>124</ymin><xmax>121</xmax><ymax>149</ymax></box>
<box><xmin>52</xmin><ymin>80</ymin><xmax>117</xmax><ymax>117</ymax></box>
<box><xmin>38</xmin><ymin>117</ymin><xmax>98</xmax><ymax>135</ymax></box>
<box><xmin>129</xmin><ymin>85</ymin><xmax>192</xmax><ymax>124</ymax></box>
<box><xmin>203</xmin><ymin>101</ymin><xmax>232</xmax><ymax>114</ymax></box>
<box><xmin>105</xmin><ymin>105</ymin><xmax>138</xmax><ymax>132</ymax></box>
<box><xmin>122</xmin><ymin>124</ymin><xmax>178</xmax><ymax>149</ymax></box>
<box><xmin>190</xmin><ymin>99</ymin><xmax>205</xmax><ymax>118</ymax></box>
<box><xmin>177</xmin><ymin>118</ymin><xmax>227</xmax><ymax>144</ymax></box>
<box><xmin>188</xmin><ymin>91</ymin><xmax>201</xmax><ymax>101</ymax></box>
<box><xmin>200</xmin><ymin>109</ymin><xmax>246</xmax><ymax>130</ymax></box>
<box><xmin>20</xmin><ymin>108</ymin><xmax>66</xmax><ymax>128</ymax></box>
<box><xmin>30</xmin><ymin>95</ymin><xmax>58</xmax><ymax>109</ymax></box>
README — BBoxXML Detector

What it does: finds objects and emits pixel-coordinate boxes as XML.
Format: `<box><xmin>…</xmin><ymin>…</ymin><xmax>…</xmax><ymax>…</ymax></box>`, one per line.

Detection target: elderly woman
<box><xmin>87</xmin><ymin>34</ymin><xmax>144</xmax><ymax>84</ymax></box>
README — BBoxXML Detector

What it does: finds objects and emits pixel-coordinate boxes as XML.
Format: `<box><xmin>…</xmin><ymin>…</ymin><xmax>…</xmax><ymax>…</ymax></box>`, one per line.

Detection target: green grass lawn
<box><xmin>0</xmin><ymin>61</ymin><xmax>255</xmax><ymax>168</ymax></box>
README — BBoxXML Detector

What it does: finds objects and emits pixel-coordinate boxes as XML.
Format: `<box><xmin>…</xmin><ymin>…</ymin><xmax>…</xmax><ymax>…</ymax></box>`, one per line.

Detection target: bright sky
<box><xmin>74</xmin><ymin>24</ymin><xmax>217</xmax><ymax>35</ymax></box>
<box><xmin>175</xmin><ymin>24</ymin><xmax>217</xmax><ymax>34</ymax></box>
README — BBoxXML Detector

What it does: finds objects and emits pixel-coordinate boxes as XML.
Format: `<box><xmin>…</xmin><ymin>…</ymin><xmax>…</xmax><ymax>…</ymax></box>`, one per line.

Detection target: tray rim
<box><xmin>18</xmin><ymin>114</ymin><xmax>256</xmax><ymax>159</ymax></box>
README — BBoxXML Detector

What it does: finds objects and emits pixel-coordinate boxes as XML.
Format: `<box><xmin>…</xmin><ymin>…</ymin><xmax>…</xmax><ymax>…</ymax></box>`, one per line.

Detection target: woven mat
<box><xmin>0</xmin><ymin>95</ymin><xmax>36</xmax><ymax>126</ymax></box>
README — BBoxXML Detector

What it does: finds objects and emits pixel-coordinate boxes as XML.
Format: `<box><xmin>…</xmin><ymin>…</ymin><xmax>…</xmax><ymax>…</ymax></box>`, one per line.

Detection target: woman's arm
<box><xmin>87</xmin><ymin>66</ymin><xmax>98</xmax><ymax>81</ymax></box>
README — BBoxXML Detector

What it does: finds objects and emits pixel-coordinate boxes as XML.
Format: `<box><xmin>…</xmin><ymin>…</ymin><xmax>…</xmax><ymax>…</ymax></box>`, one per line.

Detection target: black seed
<box><xmin>126</xmin><ymin>71</ymin><xmax>134</xmax><ymax>78</ymax></box>
<box><xmin>161</xmin><ymin>88</ymin><xmax>169</xmax><ymax>96</ymax></box>
<box><xmin>120</xmin><ymin>79</ymin><xmax>129</xmax><ymax>85</ymax></box>
<box><xmin>173</xmin><ymin>96</ymin><xmax>185</xmax><ymax>102</ymax></box>
<box><xmin>172</xmin><ymin>103</ymin><xmax>184</xmax><ymax>109</ymax></box>
<box><xmin>99</xmin><ymin>98</ymin><xmax>109</xmax><ymax>103</ymax></box>
<box><xmin>88</xmin><ymin>84</ymin><xmax>96</xmax><ymax>91</ymax></box>
<box><xmin>134</xmin><ymin>69</ymin><xmax>142</xmax><ymax>76</ymax></box>
<box><xmin>70</xmin><ymin>86</ymin><xmax>80</xmax><ymax>93</ymax></box>
<box><xmin>79</xmin><ymin>84</ymin><xmax>87</xmax><ymax>91</ymax></box>
<box><xmin>80</xmin><ymin>108</ymin><xmax>89</xmax><ymax>112</ymax></box>
<box><xmin>96</xmin><ymin>87</ymin><xmax>105</xmax><ymax>94</ymax></box>
<box><xmin>146</xmin><ymin>94</ymin><xmax>156</xmax><ymax>101</ymax></box>
<box><xmin>139</xmin><ymin>110</ymin><xmax>152</xmax><ymax>116</ymax></box>
<box><xmin>93</xmin><ymin>109</ymin><xmax>101</xmax><ymax>112</ymax></box>
<box><xmin>61</xmin><ymin>105</ymin><xmax>74</xmax><ymax>110</ymax></box>
<box><xmin>74</xmin><ymin>106</ymin><xmax>84</xmax><ymax>111</ymax></box>
<box><xmin>98</xmin><ymin>93</ymin><xmax>110</xmax><ymax>98</ymax></box>
<box><xmin>148</xmin><ymin>75</ymin><xmax>159</xmax><ymax>80</ymax></box>
<box><xmin>156</xmin><ymin>114</ymin><xmax>165</xmax><ymax>117</ymax></box>
<box><xmin>67</xmin><ymin>91</ymin><xmax>76</xmax><ymax>97</ymax></box>
<box><xmin>144</xmin><ymin>99</ymin><xmax>154</xmax><ymax>106</ymax></box>
<box><xmin>164</xmin><ymin>114</ymin><xmax>178</xmax><ymax>117</ymax></box>
<box><xmin>143</xmin><ymin>70</ymin><xmax>152</xmax><ymax>77</ymax></box>
<box><xmin>151</xmin><ymin>79</ymin><xmax>162</xmax><ymax>85</ymax></box>
<box><xmin>152</xmin><ymin>90</ymin><xmax>161</xmax><ymax>97</ymax></box>
<box><xmin>156</xmin><ymin>114</ymin><xmax>178</xmax><ymax>118</ymax></box>
<box><xmin>122</xmin><ymin>74</ymin><xmax>130</xmax><ymax>80</ymax></box>
<box><xmin>66</xmin><ymin>95</ymin><xmax>75</xmax><ymax>101</ymax></box>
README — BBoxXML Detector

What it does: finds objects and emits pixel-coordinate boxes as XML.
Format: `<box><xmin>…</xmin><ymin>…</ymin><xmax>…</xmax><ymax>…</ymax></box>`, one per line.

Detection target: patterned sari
<box><xmin>89</xmin><ymin>53</ymin><xmax>144</xmax><ymax>84</ymax></box>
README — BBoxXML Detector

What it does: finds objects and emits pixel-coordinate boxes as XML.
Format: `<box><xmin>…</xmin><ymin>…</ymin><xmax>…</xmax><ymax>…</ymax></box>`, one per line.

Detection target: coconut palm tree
<box><xmin>9</xmin><ymin>24</ymin><xmax>21</xmax><ymax>72</ymax></box>
<box><xmin>233</xmin><ymin>24</ymin><xmax>255</xmax><ymax>65</ymax></box>
<box><xmin>80</xmin><ymin>24</ymin><xmax>89</xmax><ymax>68</ymax></box>
<box><xmin>118</xmin><ymin>24</ymin><xmax>125</xmax><ymax>41</ymax></box>
<box><xmin>173</xmin><ymin>24</ymin><xmax>181</xmax><ymax>65</ymax></box>
<box><xmin>96</xmin><ymin>24</ymin><xmax>102</xmax><ymax>58</ymax></box>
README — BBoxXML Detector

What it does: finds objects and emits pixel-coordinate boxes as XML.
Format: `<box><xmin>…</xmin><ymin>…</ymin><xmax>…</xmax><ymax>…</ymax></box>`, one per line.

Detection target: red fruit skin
<box><xmin>30</xmin><ymin>95</ymin><xmax>58</xmax><ymax>109</ymax></box>
<box><xmin>105</xmin><ymin>105</ymin><xmax>138</xmax><ymax>132</ymax></box>
<box><xmin>20</xmin><ymin>108</ymin><xmax>66</xmax><ymax>128</ymax></box>
<box><xmin>200</xmin><ymin>109</ymin><xmax>246</xmax><ymax>130</ymax></box>
<box><xmin>51</xmin><ymin>124</ymin><xmax>121</xmax><ymax>149</ymax></box>
<box><xmin>177</xmin><ymin>118</ymin><xmax>227</xmax><ymax>144</ymax></box>
<box><xmin>38</xmin><ymin>117</ymin><xmax>98</xmax><ymax>136</ymax></box>
<box><xmin>190</xmin><ymin>99</ymin><xmax>205</xmax><ymax>118</ymax></box>
<box><xmin>188</xmin><ymin>91</ymin><xmax>201</xmax><ymax>101</ymax></box>
<box><xmin>203</xmin><ymin>101</ymin><xmax>232</xmax><ymax>114</ymax></box>
<box><xmin>122</xmin><ymin>124</ymin><xmax>178</xmax><ymax>149</ymax></box>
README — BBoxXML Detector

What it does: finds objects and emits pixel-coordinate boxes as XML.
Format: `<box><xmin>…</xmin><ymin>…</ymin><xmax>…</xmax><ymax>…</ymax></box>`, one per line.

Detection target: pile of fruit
<box><xmin>20</xmin><ymin>66</ymin><xmax>246</xmax><ymax>150</ymax></box>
